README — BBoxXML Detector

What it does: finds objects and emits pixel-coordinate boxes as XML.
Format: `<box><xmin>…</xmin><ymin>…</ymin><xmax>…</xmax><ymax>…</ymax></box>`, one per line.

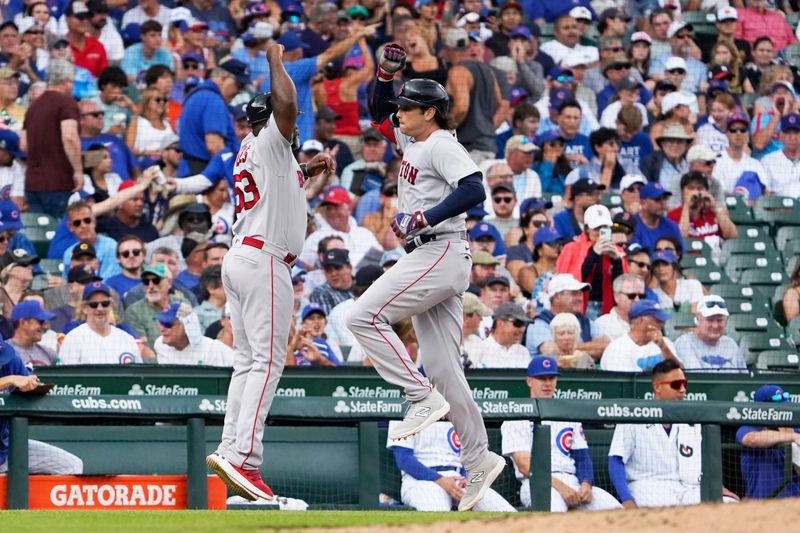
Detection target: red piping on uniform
<box><xmin>370</xmin><ymin>242</ymin><xmax>451</xmax><ymax>391</ymax></box>
<box><xmin>242</xmin><ymin>255</ymin><xmax>274</xmax><ymax>468</ymax></box>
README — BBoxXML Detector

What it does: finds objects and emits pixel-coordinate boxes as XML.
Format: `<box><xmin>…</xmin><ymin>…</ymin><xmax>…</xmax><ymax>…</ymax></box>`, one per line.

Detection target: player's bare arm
<box><xmin>0</xmin><ymin>374</ymin><xmax>39</xmax><ymax>392</ymax></box>
<box><xmin>266</xmin><ymin>43</ymin><xmax>298</xmax><ymax>142</ymax></box>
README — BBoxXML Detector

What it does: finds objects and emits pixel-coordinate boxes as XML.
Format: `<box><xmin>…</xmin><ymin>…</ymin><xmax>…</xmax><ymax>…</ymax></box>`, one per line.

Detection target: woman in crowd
<box><xmin>649</xmin><ymin>93</ymin><xmax>695</xmax><ymax>150</ymax></box>
<box><xmin>548</xmin><ymin>312</ymin><xmax>595</xmax><ymax>369</ymax></box>
<box><xmin>401</xmin><ymin>25</ymin><xmax>449</xmax><ymax>86</ymax></box>
<box><xmin>695</xmin><ymin>93</ymin><xmax>735</xmax><ymax>154</ymax></box>
<box><xmin>650</xmin><ymin>249</ymin><xmax>704</xmax><ymax>313</ymax></box>
<box><xmin>125</xmin><ymin>88</ymin><xmax>176</xmax><ymax>164</ymax></box>
<box><xmin>744</xmin><ymin>37</ymin><xmax>778</xmax><ymax>94</ymax></box>
<box><xmin>507</xmin><ymin>217</ymin><xmax>559</xmax><ymax>298</ymax></box>
<box><xmin>627</xmin><ymin>31</ymin><xmax>653</xmax><ymax>88</ymax></box>
<box><xmin>79</xmin><ymin>145</ymin><xmax>123</xmax><ymax>204</ymax></box>
<box><xmin>710</xmin><ymin>41</ymin><xmax>746</xmax><ymax>94</ymax></box>
<box><xmin>532</xmin><ymin>131</ymin><xmax>572</xmax><ymax>194</ymax></box>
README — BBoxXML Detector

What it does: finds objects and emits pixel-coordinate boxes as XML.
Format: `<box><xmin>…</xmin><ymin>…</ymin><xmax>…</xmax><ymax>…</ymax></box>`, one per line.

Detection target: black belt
<box><xmin>404</xmin><ymin>231</ymin><xmax>468</xmax><ymax>254</ymax></box>
<box><xmin>430</xmin><ymin>465</ymin><xmax>461</xmax><ymax>472</ymax></box>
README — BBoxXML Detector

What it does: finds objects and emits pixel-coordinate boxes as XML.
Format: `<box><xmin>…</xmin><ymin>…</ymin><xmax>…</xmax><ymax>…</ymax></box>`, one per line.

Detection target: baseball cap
<box><xmin>291</xmin><ymin>265</ymin><xmax>306</xmax><ymax>284</ymax></box>
<box><xmin>570</xmin><ymin>176</ymin><xmax>606</xmax><ymax>198</ymax></box>
<box><xmin>548</xmin><ymin>273</ymin><xmax>589</xmax><ymax>296</ymax></box>
<box><xmin>316</xmin><ymin>106</ymin><xmax>342</xmax><ymax>122</ymax></box>
<box><xmin>301</xmin><ymin>302</ymin><xmax>327</xmax><ymax>321</ymax></box>
<box><xmin>320</xmin><ymin>186</ymin><xmax>352</xmax><ymax>206</ymax></box>
<box><xmin>599</xmin><ymin>7</ymin><xmax>630</xmax><ymax>22</ymax></box>
<box><xmin>547</xmin><ymin>65</ymin><xmax>573</xmax><ymax>81</ymax></box>
<box><xmin>561</xmin><ymin>49</ymin><xmax>599</xmax><ymax>69</ymax></box>
<box><xmin>726</xmin><ymin>112</ymin><xmax>749</xmax><ymax>128</ymax></box>
<box><xmin>67</xmin><ymin>264</ymin><xmax>102</xmax><ymax>283</ymax></box>
<box><xmin>483</xmin><ymin>275</ymin><xmax>510</xmax><ymax>288</ymax></box>
<box><xmin>754</xmin><ymin>384</ymin><xmax>791</xmax><ymax>403</ymax></box>
<box><xmin>362</xmin><ymin>127</ymin><xmax>383</xmax><ymax>142</ymax></box>
<box><xmin>463</xmin><ymin>292</ymin><xmax>492</xmax><ymax>317</ymax></box>
<box><xmin>534</xmin><ymin>227</ymin><xmax>562</xmax><ymax>248</ymax></box>
<box><xmin>354</xmin><ymin>264</ymin><xmax>384</xmax><ymax>286</ymax></box>
<box><xmin>169</xmin><ymin>6</ymin><xmax>192</xmax><ymax>26</ymax></box>
<box><xmin>0</xmin><ymin>199</ymin><xmax>22</xmax><ymax>230</ymax></box>
<box><xmin>466</xmin><ymin>205</ymin><xmax>489</xmax><ymax>219</ymax></box>
<box><xmin>528</xmin><ymin>356</ymin><xmax>559</xmax><ymax>377</ymax></box>
<box><xmin>716</xmin><ymin>6</ymin><xmax>738</xmax><ymax>22</ymax></box>
<box><xmin>490</xmin><ymin>183</ymin><xmax>515</xmax><ymax>196</ymax></box>
<box><xmin>470</xmin><ymin>222</ymin><xmax>500</xmax><ymax>242</ymax></box>
<box><xmin>781</xmin><ymin>114</ymin><xmax>800</xmax><ymax>132</ymax></box>
<box><xmin>667</xmin><ymin>20</ymin><xmax>693</xmax><ymax>39</ymax></box>
<box><xmin>568</xmin><ymin>6</ymin><xmax>592</xmax><ymax>21</ymax></box>
<box><xmin>708</xmin><ymin>65</ymin><xmax>734</xmax><ymax>82</ymax></box>
<box><xmin>535</xmin><ymin>130</ymin><xmax>565</xmax><ymax>145</ymax></box>
<box><xmin>471</xmin><ymin>249</ymin><xmax>499</xmax><ymax>266</ymax></box>
<box><xmin>640</xmin><ymin>182</ymin><xmax>672</xmax><ymax>200</ymax></box>
<box><xmin>628</xmin><ymin>300</ymin><xmax>671</xmax><ymax>322</ymax></box>
<box><xmin>656</xmin><ymin>122</ymin><xmax>694</xmax><ymax>142</ymax></box>
<box><xmin>444</xmin><ymin>27</ymin><xmax>469</xmax><ymax>50</ymax></box>
<box><xmin>71</xmin><ymin>241</ymin><xmax>97</xmax><ymax>259</ymax></box>
<box><xmin>584</xmin><ymin>204</ymin><xmax>613</xmax><ymax>229</ymax></box>
<box><xmin>321</xmin><ymin>248</ymin><xmax>350</xmax><ymax>267</ymax></box>
<box><xmin>66</xmin><ymin>1</ymin><xmax>91</xmax><ymax>17</ymax></box>
<box><xmin>12</xmin><ymin>300</ymin><xmax>55</xmax><ymax>322</ymax></box>
<box><xmin>229</xmin><ymin>103</ymin><xmax>248</xmax><ymax>122</ymax></box>
<box><xmin>519</xmin><ymin>197</ymin><xmax>553</xmax><ymax>215</ymax></box>
<box><xmin>620</xmin><ymin>173</ymin><xmax>646</xmax><ymax>191</ymax></box>
<box><xmin>770</xmin><ymin>80</ymin><xmax>796</xmax><ymax>96</ymax></box>
<box><xmin>141</xmin><ymin>262</ymin><xmax>172</xmax><ymax>280</ymax></box>
<box><xmin>697</xmin><ymin>295</ymin><xmax>729</xmax><ymax>318</ymax></box>
<box><xmin>300</xmin><ymin>139</ymin><xmax>324</xmax><ymax>154</ymax></box>
<box><xmin>218</xmin><ymin>59</ymin><xmax>251</xmax><ymax>86</ymax></box>
<box><xmin>379</xmin><ymin>248</ymin><xmax>404</xmax><ymax>268</ymax></box>
<box><xmin>87</xmin><ymin>0</ymin><xmax>108</xmax><ymax>13</ymax></box>
<box><xmin>510</xmin><ymin>25</ymin><xmax>531</xmax><ymax>40</ymax></box>
<box><xmin>630</xmin><ymin>31</ymin><xmax>652</xmax><ymax>44</ymax></box>
<box><xmin>505</xmin><ymin>135</ymin><xmax>537</xmax><ymax>154</ymax></box>
<box><xmin>242</xmin><ymin>21</ymin><xmax>274</xmax><ymax>42</ymax></box>
<box><xmin>706</xmin><ymin>81</ymin><xmax>730</xmax><ymax>97</ymax></box>
<box><xmin>82</xmin><ymin>281</ymin><xmax>111</xmax><ymax>300</ymax></box>
<box><xmin>655</xmin><ymin>79</ymin><xmax>678</xmax><ymax>93</ymax></box>
<box><xmin>159</xmin><ymin>131</ymin><xmax>181</xmax><ymax>150</ymax></box>
<box><xmin>613</xmin><ymin>211</ymin><xmax>637</xmax><ymax>233</ymax></box>
<box><xmin>493</xmin><ymin>301</ymin><xmax>527</xmax><ymax>322</ymax></box>
<box><xmin>277</xmin><ymin>31</ymin><xmax>309</xmax><ymax>52</ymax></box>
<box><xmin>651</xmin><ymin>249</ymin><xmax>679</xmax><ymax>266</ymax></box>
<box><xmin>616</xmin><ymin>76</ymin><xmax>642</xmax><ymax>92</ymax></box>
<box><xmin>156</xmin><ymin>301</ymin><xmax>194</xmax><ymax>327</ymax></box>
<box><xmin>549</xmin><ymin>88</ymin><xmax>574</xmax><ymax>112</ymax></box>
<box><xmin>664</xmin><ymin>56</ymin><xmax>688</xmax><ymax>72</ymax></box>
<box><xmin>686</xmin><ymin>144</ymin><xmax>718</xmax><ymax>163</ymax></box>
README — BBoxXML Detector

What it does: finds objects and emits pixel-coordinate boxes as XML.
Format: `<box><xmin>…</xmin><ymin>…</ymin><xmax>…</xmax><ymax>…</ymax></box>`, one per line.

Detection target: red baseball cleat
<box><xmin>206</xmin><ymin>453</ymin><xmax>275</xmax><ymax>501</ymax></box>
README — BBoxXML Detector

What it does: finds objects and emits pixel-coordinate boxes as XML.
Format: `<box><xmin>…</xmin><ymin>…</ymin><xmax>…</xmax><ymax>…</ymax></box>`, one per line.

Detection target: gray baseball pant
<box><xmin>346</xmin><ymin>238</ymin><xmax>489</xmax><ymax>470</ymax></box>
<box><xmin>0</xmin><ymin>439</ymin><xmax>83</xmax><ymax>474</ymax></box>
<box><xmin>218</xmin><ymin>244</ymin><xmax>293</xmax><ymax>470</ymax></box>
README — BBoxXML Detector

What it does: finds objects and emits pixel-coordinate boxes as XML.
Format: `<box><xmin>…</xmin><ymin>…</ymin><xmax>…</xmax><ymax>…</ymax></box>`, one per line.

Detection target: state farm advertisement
<box><xmin>0</xmin><ymin>475</ymin><xmax>227</xmax><ymax>509</ymax></box>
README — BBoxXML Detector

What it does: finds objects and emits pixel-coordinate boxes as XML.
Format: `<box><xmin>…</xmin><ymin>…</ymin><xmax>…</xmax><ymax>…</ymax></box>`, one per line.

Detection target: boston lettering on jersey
<box><xmin>399</xmin><ymin>160</ymin><xmax>419</xmax><ymax>185</ymax></box>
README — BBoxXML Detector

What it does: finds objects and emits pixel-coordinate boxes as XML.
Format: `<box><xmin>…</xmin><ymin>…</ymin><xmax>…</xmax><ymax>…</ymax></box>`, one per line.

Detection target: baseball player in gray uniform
<box><xmin>206</xmin><ymin>43</ymin><xmax>334</xmax><ymax>501</ymax></box>
<box><xmin>346</xmin><ymin>43</ymin><xmax>504</xmax><ymax>512</ymax></box>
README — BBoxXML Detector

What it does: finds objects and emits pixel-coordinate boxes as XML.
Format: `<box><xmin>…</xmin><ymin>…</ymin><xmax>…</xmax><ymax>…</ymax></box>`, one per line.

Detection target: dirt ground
<box><xmin>345</xmin><ymin>498</ymin><xmax>799</xmax><ymax>533</ymax></box>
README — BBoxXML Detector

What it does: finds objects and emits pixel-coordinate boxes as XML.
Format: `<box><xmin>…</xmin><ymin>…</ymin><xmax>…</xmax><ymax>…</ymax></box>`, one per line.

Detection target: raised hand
<box><xmin>378</xmin><ymin>42</ymin><xmax>407</xmax><ymax>80</ymax></box>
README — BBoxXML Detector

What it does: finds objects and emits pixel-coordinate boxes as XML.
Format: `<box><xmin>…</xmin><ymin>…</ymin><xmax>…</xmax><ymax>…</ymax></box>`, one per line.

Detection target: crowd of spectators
<box><xmin>0</xmin><ymin>0</ymin><xmax>795</xmax><ymax>373</ymax></box>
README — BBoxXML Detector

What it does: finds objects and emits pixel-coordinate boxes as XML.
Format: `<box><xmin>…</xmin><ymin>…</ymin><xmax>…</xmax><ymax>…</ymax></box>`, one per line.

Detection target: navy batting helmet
<box><xmin>389</xmin><ymin>79</ymin><xmax>450</xmax><ymax>117</ymax></box>
<box><xmin>245</xmin><ymin>92</ymin><xmax>272</xmax><ymax>125</ymax></box>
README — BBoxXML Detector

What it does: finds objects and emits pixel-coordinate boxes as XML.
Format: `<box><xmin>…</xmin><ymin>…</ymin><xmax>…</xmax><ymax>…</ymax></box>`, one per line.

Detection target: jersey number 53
<box><xmin>234</xmin><ymin>170</ymin><xmax>261</xmax><ymax>213</ymax></box>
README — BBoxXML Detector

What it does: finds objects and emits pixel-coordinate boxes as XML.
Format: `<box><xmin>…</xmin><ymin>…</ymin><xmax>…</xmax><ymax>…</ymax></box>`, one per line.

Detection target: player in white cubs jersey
<box><xmin>609</xmin><ymin>359</ymin><xmax>739</xmax><ymax>508</ymax></box>
<box><xmin>502</xmin><ymin>356</ymin><xmax>621</xmax><ymax>512</ymax></box>
<box><xmin>387</xmin><ymin>421</ymin><xmax>515</xmax><ymax>512</ymax></box>
<box><xmin>346</xmin><ymin>44</ymin><xmax>505</xmax><ymax>512</ymax></box>
<box><xmin>207</xmin><ymin>43</ymin><xmax>335</xmax><ymax>502</ymax></box>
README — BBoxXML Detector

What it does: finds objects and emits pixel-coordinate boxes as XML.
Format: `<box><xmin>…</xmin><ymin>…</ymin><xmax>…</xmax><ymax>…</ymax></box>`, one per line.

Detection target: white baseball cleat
<box><xmin>458</xmin><ymin>451</ymin><xmax>506</xmax><ymax>512</ymax></box>
<box><xmin>388</xmin><ymin>388</ymin><xmax>450</xmax><ymax>441</ymax></box>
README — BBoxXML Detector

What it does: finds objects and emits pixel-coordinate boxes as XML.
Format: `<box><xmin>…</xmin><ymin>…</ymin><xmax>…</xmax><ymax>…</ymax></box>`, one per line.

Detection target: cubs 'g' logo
<box><xmin>119</xmin><ymin>352</ymin><xmax>136</xmax><ymax>364</ymax></box>
<box><xmin>447</xmin><ymin>427</ymin><xmax>461</xmax><ymax>453</ymax></box>
<box><xmin>556</xmin><ymin>427</ymin><xmax>574</xmax><ymax>456</ymax></box>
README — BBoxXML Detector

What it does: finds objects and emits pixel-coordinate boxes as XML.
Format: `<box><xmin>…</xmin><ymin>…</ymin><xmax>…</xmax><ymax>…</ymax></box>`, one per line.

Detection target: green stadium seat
<box><xmin>722</xmin><ymin>238</ymin><xmax>778</xmax><ymax>258</ymax></box>
<box><xmin>742</xmin><ymin>92</ymin><xmax>759</xmax><ymax>113</ymax></box>
<box><xmin>773</xmin><ymin>284</ymin><xmax>789</xmax><ymax>305</ymax></box>
<box><xmin>753</xmin><ymin>195</ymin><xmax>800</xmax><ymax>231</ymax></box>
<box><xmin>22</xmin><ymin>227</ymin><xmax>54</xmax><ymax>258</ymax></box>
<box><xmin>20</xmin><ymin>211</ymin><xmax>58</xmax><ymax>231</ymax></box>
<box><xmin>664</xmin><ymin>312</ymin><xmax>695</xmax><ymax>339</ymax></box>
<box><xmin>782</xmin><ymin>239</ymin><xmax>800</xmax><ymax>265</ymax></box>
<box><xmin>776</xmin><ymin>227</ymin><xmax>800</xmax><ymax>249</ymax></box>
<box><xmin>724</xmin><ymin>195</ymin><xmax>753</xmax><ymax>224</ymax></box>
<box><xmin>736</xmin><ymin>225</ymin><xmax>769</xmax><ymax>240</ymax></box>
<box><xmin>726</xmin><ymin>314</ymin><xmax>785</xmax><ymax>344</ymax></box>
<box><xmin>740</xmin><ymin>333</ymin><xmax>795</xmax><ymax>366</ymax></box>
<box><xmin>739</xmin><ymin>268</ymin><xmax>787</xmax><ymax>288</ymax></box>
<box><xmin>682</xmin><ymin>254</ymin><xmax>714</xmax><ymax>270</ymax></box>
<box><xmin>724</xmin><ymin>297</ymin><xmax>770</xmax><ymax>314</ymax></box>
<box><xmin>709</xmin><ymin>283</ymin><xmax>765</xmax><ymax>301</ymax></box>
<box><xmin>756</xmin><ymin>350</ymin><xmax>800</xmax><ymax>371</ymax></box>
<box><xmin>785</xmin><ymin>43</ymin><xmax>800</xmax><ymax>64</ymax></box>
<box><xmin>684</xmin><ymin>266</ymin><xmax>730</xmax><ymax>286</ymax></box>
<box><xmin>600</xmin><ymin>193</ymin><xmax>622</xmax><ymax>209</ymax></box>
<box><xmin>539</xmin><ymin>22</ymin><xmax>554</xmax><ymax>37</ymax></box>
<box><xmin>789</xmin><ymin>13</ymin><xmax>800</xmax><ymax>26</ymax></box>
<box><xmin>682</xmin><ymin>11</ymin><xmax>713</xmax><ymax>24</ymax></box>
<box><xmin>786</xmin><ymin>316</ymin><xmax>800</xmax><ymax>345</ymax></box>
<box><xmin>724</xmin><ymin>255</ymin><xmax>781</xmax><ymax>282</ymax></box>
<box><xmin>39</xmin><ymin>258</ymin><xmax>63</xmax><ymax>276</ymax></box>
<box><xmin>685</xmin><ymin>239</ymin><xmax>714</xmax><ymax>257</ymax></box>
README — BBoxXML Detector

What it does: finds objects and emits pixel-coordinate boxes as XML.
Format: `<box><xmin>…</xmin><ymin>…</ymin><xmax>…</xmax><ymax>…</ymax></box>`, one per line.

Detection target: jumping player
<box><xmin>206</xmin><ymin>43</ymin><xmax>334</xmax><ymax>501</ymax></box>
<box><xmin>346</xmin><ymin>43</ymin><xmax>504</xmax><ymax>512</ymax></box>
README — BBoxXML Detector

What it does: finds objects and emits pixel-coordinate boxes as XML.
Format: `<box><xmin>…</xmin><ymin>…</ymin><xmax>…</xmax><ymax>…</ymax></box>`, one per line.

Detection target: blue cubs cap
<box><xmin>12</xmin><ymin>300</ymin><xmax>55</xmax><ymax>322</ymax></box>
<box><xmin>706</xmin><ymin>80</ymin><xmax>730</xmax><ymax>97</ymax></box>
<box><xmin>469</xmin><ymin>222</ymin><xmax>500</xmax><ymax>241</ymax></box>
<box><xmin>528</xmin><ymin>356</ymin><xmax>559</xmax><ymax>377</ymax></box>
<box><xmin>781</xmin><ymin>113</ymin><xmax>800</xmax><ymax>132</ymax></box>
<box><xmin>640</xmin><ymin>182</ymin><xmax>672</xmax><ymax>200</ymax></box>
<box><xmin>301</xmin><ymin>302</ymin><xmax>327</xmax><ymax>321</ymax></box>
<box><xmin>547</xmin><ymin>65</ymin><xmax>572</xmax><ymax>81</ymax></box>
<box><xmin>277</xmin><ymin>31</ymin><xmax>309</xmax><ymax>52</ymax></box>
<box><xmin>510</xmin><ymin>25</ymin><xmax>531</xmax><ymax>39</ymax></box>
<box><xmin>0</xmin><ymin>338</ymin><xmax>20</xmax><ymax>367</ymax></box>
<box><xmin>629</xmin><ymin>300</ymin><xmax>671</xmax><ymax>322</ymax></box>
<box><xmin>651</xmin><ymin>249</ymin><xmax>678</xmax><ymax>265</ymax></box>
<box><xmin>534</xmin><ymin>226</ymin><xmax>561</xmax><ymax>247</ymax></box>
<box><xmin>519</xmin><ymin>197</ymin><xmax>553</xmax><ymax>215</ymax></box>
<box><xmin>156</xmin><ymin>301</ymin><xmax>183</xmax><ymax>327</ymax></box>
<box><xmin>549</xmin><ymin>88</ymin><xmax>573</xmax><ymax>112</ymax></box>
<box><xmin>82</xmin><ymin>281</ymin><xmax>111</xmax><ymax>301</ymax></box>
<box><xmin>229</xmin><ymin>102</ymin><xmax>248</xmax><ymax>121</ymax></box>
<box><xmin>510</xmin><ymin>86</ymin><xmax>529</xmax><ymax>107</ymax></box>
<box><xmin>466</xmin><ymin>205</ymin><xmax>488</xmax><ymax>219</ymax></box>
<box><xmin>120</xmin><ymin>23</ymin><xmax>141</xmax><ymax>44</ymax></box>
<box><xmin>535</xmin><ymin>130</ymin><xmax>565</xmax><ymax>145</ymax></box>
<box><xmin>181</xmin><ymin>50</ymin><xmax>204</xmax><ymax>65</ymax></box>
<box><xmin>0</xmin><ymin>199</ymin><xmax>22</xmax><ymax>230</ymax></box>
<box><xmin>0</xmin><ymin>129</ymin><xmax>24</xmax><ymax>159</ymax></box>
<box><xmin>726</xmin><ymin>112</ymin><xmax>749</xmax><ymax>128</ymax></box>
<box><xmin>219</xmin><ymin>59</ymin><xmax>251</xmax><ymax>86</ymax></box>
<box><xmin>754</xmin><ymin>384</ymin><xmax>791</xmax><ymax>403</ymax></box>
<box><xmin>733</xmin><ymin>171</ymin><xmax>766</xmax><ymax>202</ymax></box>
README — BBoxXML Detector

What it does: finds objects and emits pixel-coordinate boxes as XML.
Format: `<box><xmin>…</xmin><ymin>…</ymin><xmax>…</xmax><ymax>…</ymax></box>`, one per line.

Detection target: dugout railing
<box><xmin>2</xmin><ymin>396</ymin><xmax>800</xmax><ymax>510</ymax></box>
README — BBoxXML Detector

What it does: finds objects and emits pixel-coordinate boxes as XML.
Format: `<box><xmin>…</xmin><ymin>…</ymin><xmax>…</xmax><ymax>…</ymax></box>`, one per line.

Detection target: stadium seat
<box><xmin>721</xmin><ymin>238</ymin><xmax>778</xmax><ymax>258</ymax></box>
<box><xmin>724</xmin><ymin>195</ymin><xmax>753</xmax><ymax>225</ymax></box>
<box><xmin>739</xmin><ymin>268</ymin><xmax>786</xmax><ymax>288</ymax></box>
<box><xmin>724</xmin><ymin>255</ymin><xmax>781</xmax><ymax>282</ymax></box>
<box><xmin>753</xmin><ymin>195</ymin><xmax>800</xmax><ymax>232</ymax></box>
<box><xmin>736</xmin><ymin>225</ymin><xmax>770</xmax><ymax>240</ymax></box>
<box><xmin>709</xmin><ymin>283</ymin><xmax>764</xmax><ymax>301</ymax></box>
<box><xmin>600</xmin><ymin>193</ymin><xmax>622</xmax><ymax>209</ymax></box>
<box><xmin>39</xmin><ymin>258</ymin><xmax>63</xmax><ymax>277</ymax></box>
<box><xmin>782</xmin><ymin>239</ymin><xmax>800</xmax><ymax>265</ymax></box>
<box><xmin>22</xmin><ymin>227</ymin><xmax>53</xmax><ymax>258</ymax></box>
<box><xmin>776</xmin><ymin>226</ymin><xmax>800</xmax><ymax>250</ymax></box>
<box><xmin>724</xmin><ymin>297</ymin><xmax>770</xmax><ymax>314</ymax></box>
<box><xmin>20</xmin><ymin>211</ymin><xmax>58</xmax><ymax>231</ymax></box>
<box><xmin>740</xmin><ymin>333</ymin><xmax>795</xmax><ymax>366</ymax></box>
<box><xmin>685</xmin><ymin>239</ymin><xmax>714</xmax><ymax>257</ymax></box>
<box><xmin>756</xmin><ymin>350</ymin><xmax>800</xmax><ymax>371</ymax></box>
<box><xmin>785</xmin><ymin>42</ymin><xmax>800</xmax><ymax>64</ymax></box>
<box><xmin>684</xmin><ymin>266</ymin><xmax>730</xmax><ymax>286</ymax></box>
<box><xmin>539</xmin><ymin>22</ymin><xmax>554</xmax><ymax>37</ymax></box>
<box><xmin>682</xmin><ymin>11</ymin><xmax>713</xmax><ymax>25</ymax></box>
<box><xmin>682</xmin><ymin>254</ymin><xmax>714</xmax><ymax>269</ymax></box>
<box><xmin>726</xmin><ymin>314</ymin><xmax>785</xmax><ymax>343</ymax></box>
<box><xmin>664</xmin><ymin>312</ymin><xmax>695</xmax><ymax>339</ymax></box>
<box><xmin>786</xmin><ymin>316</ymin><xmax>800</xmax><ymax>345</ymax></box>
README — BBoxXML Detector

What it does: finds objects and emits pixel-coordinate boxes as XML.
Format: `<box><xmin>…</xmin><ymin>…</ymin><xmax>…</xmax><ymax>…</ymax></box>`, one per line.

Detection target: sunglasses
<box><xmin>728</xmin><ymin>127</ymin><xmax>748</xmax><ymax>134</ymax></box>
<box><xmin>85</xmin><ymin>300</ymin><xmax>112</xmax><ymax>309</ymax></box>
<box><xmin>613</xmin><ymin>224</ymin><xmax>633</xmax><ymax>235</ymax></box>
<box><xmin>771</xmin><ymin>391</ymin><xmax>791</xmax><ymax>402</ymax></box>
<box><xmin>604</xmin><ymin>46</ymin><xmax>624</xmax><ymax>53</ymax></box>
<box><xmin>119</xmin><ymin>249</ymin><xmax>143</xmax><ymax>258</ymax></box>
<box><xmin>26</xmin><ymin>30</ymin><xmax>45</xmax><ymax>35</ymax></box>
<box><xmin>556</xmin><ymin>75</ymin><xmax>574</xmax><ymax>83</ymax></box>
<box><xmin>508</xmin><ymin>319</ymin><xmax>526</xmax><ymax>328</ymax></box>
<box><xmin>183</xmin><ymin>61</ymin><xmax>200</xmax><ymax>69</ymax></box>
<box><xmin>703</xmin><ymin>299</ymin><xmax>727</xmax><ymax>310</ymax></box>
<box><xmin>142</xmin><ymin>277</ymin><xmax>161</xmax><ymax>286</ymax></box>
<box><xmin>610</xmin><ymin>64</ymin><xmax>631</xmax><ymax>71</ymax></box>
<box><xmin>622</xmin><ymin>292</ymin><xmax>646</xmax><ymax>300</ymax></box>
<box><xmin>532</xmin><ymin>220</ymin><xmax>548</xmax><ymax>228</ymax></box>
<box><xmin>631</xmin><ymin>260</ymin><xmax>651</xmax><ymax>270</ymax></box>
<box><xmin>81</xmin><ymin>111</ymin><xmax>104</xmax><ymax>118</ymax></box>
<box><xmin>0</xmin><ymin>235</ymin><xmax>6</xmax><ymax>243</ymax></box>
<box><xmin>167</xmin><ymin>146</ymin><xmax>182</xmax><ymax>153</ymax></box>
<box><xmin>493</xmin><ymin>196</ymin><xmax>514</xmax><ymax>204</ymax></box>
<box><xmin>71</xmin><ymin>217</ymin><xmax>93</xmax><ymax>227</ymax></box>
<box><xmin>667</xmin><ymin>69</ymin><xmax>687</xmax><ymax>75</ymax></box>
<box><xmin>153</xmin><ymin>97</ymin><xmax>167</xmax><ymax>104</ymax></box>
<box><xmin>654</xmin><ymin>378</ymin><xmax>688</xmax><ymax>391</ymax></box>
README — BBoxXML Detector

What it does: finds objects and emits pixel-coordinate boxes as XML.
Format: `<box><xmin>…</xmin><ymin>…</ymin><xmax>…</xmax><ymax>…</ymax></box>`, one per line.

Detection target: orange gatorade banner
<box><xmin>0</xmin><ymin>475</ymin><xmax>227</xmax><ymax>509</ymax></box>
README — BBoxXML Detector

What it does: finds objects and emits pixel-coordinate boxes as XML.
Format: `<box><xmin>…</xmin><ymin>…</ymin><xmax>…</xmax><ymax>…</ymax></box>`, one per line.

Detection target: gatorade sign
<box><xmin>0</xmin><ymin>475</ymin><xmax>227</xmax><ymax>510</ymax></box>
